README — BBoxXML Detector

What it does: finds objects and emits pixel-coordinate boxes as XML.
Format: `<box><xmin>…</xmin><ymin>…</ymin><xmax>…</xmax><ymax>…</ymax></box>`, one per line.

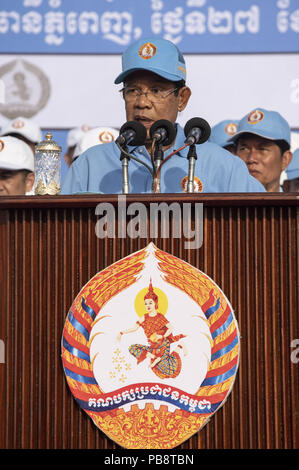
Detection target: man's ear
<box><xmin>282</xmin><ymin>150</ymin><xmax>292</xmax><ymax>171</ymax></box>
<box><xmin>25</xmin><ymin>172</ymin><xmax>35</xmax><ymax>192</ymax></box>
<box><xmin>178</xmin><ymin>86</ymin><xmax>191</xmax><ymax>112</ymax></box>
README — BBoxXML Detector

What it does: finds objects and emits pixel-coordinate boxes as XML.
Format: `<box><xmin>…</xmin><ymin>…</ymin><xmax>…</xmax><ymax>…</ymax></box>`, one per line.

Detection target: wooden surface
<box><xmin>0</xmin><ymin>194</ymin><xmax>298</xmax><ymax>449</ymax></box>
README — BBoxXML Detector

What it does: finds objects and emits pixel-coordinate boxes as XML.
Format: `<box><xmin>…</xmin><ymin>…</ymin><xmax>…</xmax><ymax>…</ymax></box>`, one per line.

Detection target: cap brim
<box><xmin>115</xmin><ymin>66</ymin><xmax>183</xmax><ymax>84</ymax></box>
<box><xmin>228</xmin><ymin>129</ymin><xmax>290</xmax><ymax>145</ymax></box>
<box><xmin>0</xmin><ymin>161</ymin><xmax>34</xmax><ymax>171</ymax></box>
<box><xmin>1</xmin><ymin>130</ymin><xmax>39</xmax><ymax>144</ymax></box>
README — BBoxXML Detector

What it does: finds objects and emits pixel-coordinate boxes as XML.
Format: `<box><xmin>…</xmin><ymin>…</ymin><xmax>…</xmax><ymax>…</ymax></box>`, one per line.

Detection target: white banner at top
<box><xmin>0</xmin><ymin>53</ymin><xmax>298</xmax><ymax>129</ymax></box>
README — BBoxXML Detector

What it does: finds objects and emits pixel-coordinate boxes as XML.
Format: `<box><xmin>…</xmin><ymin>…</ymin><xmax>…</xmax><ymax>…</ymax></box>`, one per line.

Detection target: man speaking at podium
<box><xmin>61</xmin><ymin>37</ymin><xmax>265</xmax><ymax>195</ymax></box>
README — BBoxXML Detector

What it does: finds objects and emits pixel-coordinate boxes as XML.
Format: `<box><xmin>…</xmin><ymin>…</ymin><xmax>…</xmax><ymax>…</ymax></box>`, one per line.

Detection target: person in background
<box><xmin>72</xmin><ymin>127</ymin><xmax>119</xmax><ymax>163</ymax></box>
<box><xmin>0</xmin><ymin>136</ymin><xmax>35</xmax><ymax>195</ymax></box>
<box><xmin>282</xmin><ymin>148</ymin><xmax>299</xmax><ymax>192</ymax></box>
<box><xmin>230</xmin><ymin>108</ymin><xmax>292</xmax><ymax>192</ymax></box>
<box><xmin>62</xmin><ymin>37</ymin><xmax>265</xmax><ymax>195</ymax></box>
<box><xmin>209</xmin><ymin>119</ymin><xmax>239</xmax><ymax>154</ymax></box>
<box><xmin>291</xmin><ymin>131</ymin><xmax>299</xmax><ymax>153</ymax></box>
<box><xmin>64</xmin><ymin>124</ymin><xmax>92</xmax><ymax>167</ymax></box>
<box><xmin>0</xmin><ymin>116</ymin><xmax>42</xmax><ymax>155</ymax></box>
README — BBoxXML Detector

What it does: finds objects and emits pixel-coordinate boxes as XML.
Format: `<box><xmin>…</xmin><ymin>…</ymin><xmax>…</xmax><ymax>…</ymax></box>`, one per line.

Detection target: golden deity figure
<box><xmin>117</xmin><ymin>280</ymin><xmax>187</xmax><ymax>379</ymax></box>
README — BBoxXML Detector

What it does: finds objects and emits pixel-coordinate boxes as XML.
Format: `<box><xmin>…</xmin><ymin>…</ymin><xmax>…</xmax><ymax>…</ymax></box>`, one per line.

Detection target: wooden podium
<box><xmin>0</xmin><ymin>193</ymin><xmax>298</xmax><ymax>449</ymax></box>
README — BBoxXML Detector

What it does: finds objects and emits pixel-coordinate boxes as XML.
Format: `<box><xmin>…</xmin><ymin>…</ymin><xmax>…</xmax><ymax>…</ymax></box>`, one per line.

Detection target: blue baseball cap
<box><xmin>286</xmin><ymin>148</ymin><xmax>299</xmax><ymax>179</ymax></box>
<box><xmin>209</xmin><ymin>119</ymin><xmax>239</xmax><ymax>147</ymax></box>
<box><xmin>229</xmin><ymin>108</ymin><xmax>291</xmax><ymax>146</ymax></box>
<box><xmin>114</xmin><ymin>37</ymin><xmax>186</xmax><ymax>84</ymax></box>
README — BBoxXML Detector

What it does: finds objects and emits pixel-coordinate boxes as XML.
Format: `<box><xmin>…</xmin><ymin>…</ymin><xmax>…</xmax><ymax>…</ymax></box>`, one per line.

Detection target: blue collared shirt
<box><xmin>61</xmin><ymin>124</ymin><xmax>265</xmax><ymax>194</ymax></box>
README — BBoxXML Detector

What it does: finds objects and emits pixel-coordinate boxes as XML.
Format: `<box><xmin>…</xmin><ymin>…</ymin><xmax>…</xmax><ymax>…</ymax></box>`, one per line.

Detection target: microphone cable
<box><xmin>117</xmin><ymin>138</ymin><xmax>190</xmax><ymax>193</ymax></box>
<box><xmin>152</xmin><ymin>142</ymin><xmax>190</xmax><ymax>193</ymax></box>
<box><xmin>116</xmin><ymin>141</ymin><xmax>154</xmax><ymax>177</ymax></box>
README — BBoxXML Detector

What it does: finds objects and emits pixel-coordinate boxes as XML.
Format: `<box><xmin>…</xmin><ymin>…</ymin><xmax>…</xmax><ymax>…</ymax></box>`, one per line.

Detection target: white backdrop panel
<box><xmin>0</xmin><ymin>53</ymin><xmax>298</xmax><ymax>130</ymax></box>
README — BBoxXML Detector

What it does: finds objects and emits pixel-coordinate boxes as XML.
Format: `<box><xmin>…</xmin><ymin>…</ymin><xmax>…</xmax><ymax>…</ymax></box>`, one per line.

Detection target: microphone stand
<box><xmin>120</xmin><ymin>145</ymin><xmax>130</xmax><ymax>194</ymax></box>
<box><xmin>152</xmin><ymin>142</ymin><xmax>164</xmax><ymax>193</ymax></box>
<box><xmin>186</xmin><ymin>144</ymin><xmax>197</xmax><ymax>192</ymax></box>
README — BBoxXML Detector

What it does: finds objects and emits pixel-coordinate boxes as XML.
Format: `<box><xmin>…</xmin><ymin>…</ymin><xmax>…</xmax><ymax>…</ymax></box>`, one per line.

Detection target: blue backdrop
<box><xmin>1</xmin><ymin>0</ymin><xmax>299</xmax><ymax>54</ymax></box>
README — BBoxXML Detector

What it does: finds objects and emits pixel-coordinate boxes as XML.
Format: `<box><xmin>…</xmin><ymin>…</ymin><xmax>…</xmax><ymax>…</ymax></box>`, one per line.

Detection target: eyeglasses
<box><xmin>119</xmin><ymin>86</ymin><xmax>179</xmax><ymax>103</ymax></box>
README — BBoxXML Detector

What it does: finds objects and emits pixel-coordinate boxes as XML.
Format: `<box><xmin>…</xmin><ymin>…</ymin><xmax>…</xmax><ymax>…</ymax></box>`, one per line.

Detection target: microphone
<box><xmin>149</xmin><ymin>120</ymin><xmax>176</xmax><ymax>193</ymax></box>
<box><xmin>149</xmin><ymin>119</ymin><xmax>176</xmax><ymax>146</ymax></box>
<box><xmin>116</xmin><ymin>120</ymin><xmax>147</xmax><ymax>146</ymax></box>
<box><xmin>184</xmin><ymin>117</ymin><xmax>211</xmax><ymax>145</ymax></box>
<box><xmin>183</xmin><ymin>118</ymin><xmax>210</xmax><ymax>193</ymax></box>
<box><xmin>117</xmin><ymin>121</ymin><xmax>147</xmax><ymax>194</ymax></box>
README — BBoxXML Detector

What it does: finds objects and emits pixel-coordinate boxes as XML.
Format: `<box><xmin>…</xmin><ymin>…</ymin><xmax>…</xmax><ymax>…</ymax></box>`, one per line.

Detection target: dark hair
<box><xmin>275</xmin><ymin>139</ymin><xmax>290</xmax><ymax>155</ymax></box>
<box><xmin>173</xmin><ymin>80</ymin><xmax>186</xmax><ymax>96</ymax></box>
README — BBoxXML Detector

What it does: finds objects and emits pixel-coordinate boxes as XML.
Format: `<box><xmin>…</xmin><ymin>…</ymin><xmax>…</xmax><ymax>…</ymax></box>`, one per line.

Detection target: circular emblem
<box><xmin>61</xmin><ymin>243</ymin><xmax>240</xmax><ymax>449</ymax></box>
<box><xmin>0</xmin><ymin>139</ymin><xmax>4</xmax><ymax>152</ymax></box>
<box><xmin>138</xmin><ymin>42</ymin><xmax>157</xmax><ymax>60</ymax></box>
<box><xmin>99</xmin><ymin>131</ymin><xmax>115</xmax><ymax>143</ymax></box>
<box><xmin>0</xmin><ymin>59</ymin><xmax>50</xmax><ymax>120</ymax></box>
<box><xmin>181</xmin><ymin>175</ymin><xmax>203</xmax><ymax>193</ymax></box>
<box><xmin>247</xmin><ymin>109</ymin><xmax>264</xmax><ymax>125</ymax></box>
<box><xmin>225</xmin><ymin>122</ymin><xmax>238</xmax><ymax>136</ymax></box>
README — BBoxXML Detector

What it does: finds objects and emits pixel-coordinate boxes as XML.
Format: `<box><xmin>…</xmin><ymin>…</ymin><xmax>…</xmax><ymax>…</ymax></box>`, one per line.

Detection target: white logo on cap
<box><xmin>248</xmin><ymin>109</ymin><xmax>264</xmax><ymax>125</ymax></box>
<box><xmin>138</xmin><ymin>42</ymin><xmax>157</xmax><ymax>60</ymax></box>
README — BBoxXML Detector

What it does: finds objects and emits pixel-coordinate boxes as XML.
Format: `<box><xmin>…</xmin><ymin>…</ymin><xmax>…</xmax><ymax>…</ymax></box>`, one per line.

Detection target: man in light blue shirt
<box><xmin>62</xmin><ymin>37</ymin><xmax>265</xmax><ymax>195</ymax></box>
<box><xmin>283</xmin><ymin>148</ymin><xmax>299</xmax><ymax>192</ymax></box>
<box><xmin>229</xmin><ymin>108</ymin><xmax>292</xmax><ymax>192</ymax></box>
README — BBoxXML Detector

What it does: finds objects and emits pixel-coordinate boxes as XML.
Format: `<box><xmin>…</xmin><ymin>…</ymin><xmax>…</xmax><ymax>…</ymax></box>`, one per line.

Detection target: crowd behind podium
<box><xmin>0</xmin><ymin>111</ymin><xmax>298</xmax><ymax>197</ymax></box>
<box><xmin>0</xmin><ymin>36</ymin><xmax>298</xmax><ymax>196</ymax></box>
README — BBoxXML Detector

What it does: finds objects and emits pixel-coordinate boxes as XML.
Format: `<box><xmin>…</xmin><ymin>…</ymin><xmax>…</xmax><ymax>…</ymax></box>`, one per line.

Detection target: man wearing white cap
<box><xmin>64</xmin><ymin>125</ymin><xmax>92</xmax><ymax>167</ymax></box>
<box><xmin>62</xmin><ymin>37</ymin><xmax>265</xmax><ymax>194</ymax></box>
<box><xmin>1</xmin><ymin>116</ymin><xmax>42</xmax><ymax>154</ymax></box>
<box><xmin>72</xmin><ymin>127</ymin><xmax>119</xmax><ymax>162</ymax></box>
<box><xmin>0</xmin><ymin>136</ymin><xmax>35</xmax><ymax>195</ymax></box>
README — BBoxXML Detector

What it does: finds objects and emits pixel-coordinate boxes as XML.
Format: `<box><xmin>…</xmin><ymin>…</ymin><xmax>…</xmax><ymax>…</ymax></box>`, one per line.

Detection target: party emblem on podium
<box><xmin>61</xmin><ymin>243</ymin><xmax>240</xmax><ymax>449</ymax></box>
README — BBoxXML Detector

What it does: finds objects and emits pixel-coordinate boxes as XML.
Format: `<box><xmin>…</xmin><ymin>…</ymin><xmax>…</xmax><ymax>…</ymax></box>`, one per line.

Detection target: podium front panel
<box><xmin>0</xmin><ymin>194</ymin><xmax>298</xmax><ymax>449</ymax></box>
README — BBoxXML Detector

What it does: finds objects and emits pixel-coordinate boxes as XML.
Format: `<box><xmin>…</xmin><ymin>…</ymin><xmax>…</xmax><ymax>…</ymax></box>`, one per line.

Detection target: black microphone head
<box><xmin>149</xmin><ymin>119</ymin><xmax>176</xmax><ymax>146</ymax></box>
<box><xmin>184</xmin><ymin>117</ymin><xmax>211</xmax><ymax>144</ymax></box>
<box><xmin>118</xmin><ymin>120</ymin><xmax>147</xmax><ymax>146</ymax></box>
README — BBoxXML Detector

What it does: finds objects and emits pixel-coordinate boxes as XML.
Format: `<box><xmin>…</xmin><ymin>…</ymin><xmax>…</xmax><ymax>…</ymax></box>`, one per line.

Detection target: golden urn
<box><xmin>34</xmin><ymin>132</ymin><xmax>62</xmax><ymax>195</ymax></box>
